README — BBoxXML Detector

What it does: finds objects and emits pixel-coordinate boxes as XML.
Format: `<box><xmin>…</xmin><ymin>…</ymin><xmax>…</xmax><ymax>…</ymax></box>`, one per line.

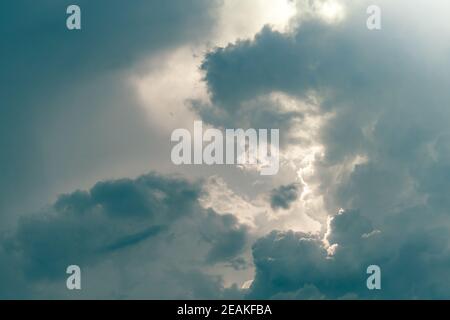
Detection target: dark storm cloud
<box><xmin>248</xmin><ymin>209</ymin><xmax>450</xmax><ymax>299</ymax></box>
<box><xmin>100</xmin><ymin>225</ymin><xmax>166</xmax><ymax>252</ymax></box>
<box><xmin>197</xmin><ymin>4</ymin><xmax>428</xmax><ymax>161</ymax></box>
<box><xmin>0</xmin><ymin>173</ymin><xmax>248</xmax><ymax>298</ymax></box>
<box><xmin>0</xmin><ymin>0</ymin><xmax>220</xmax><ymax>227</ymax></box>
<box><xmin>3</xmin><ymin>0</ymin><xmax>450</xmax><ymax>300</ymax></box>
<box><xmin>191</xmin><ymin>93</ymin><xmax>304</xmax><ymax>130</ymax></box>
<box><xmin>89</xmin><ymin>174</ymin><xmax>202</xmax><ymax>220</ymax></box>
<box><xmin>1</xmin><ymin>0</ymin><xmax>219</xmax><ymax>81</ymax></box>
<box><xmin>194</xmin><ymin>9</ymin><xmax>395</xmax><ymax>142</ymax></box>
<box><xmin>270</xmin><ymin>184</ymin><xmax>300</xmax><ymax>210</ymax></box>
<box><xmin>200</xmin><ymin>26</ymin><xmax>315</xmax><ymax>107</ymax></box>
<box><xmin>201</xmin><ymin>209</ymin><xmax>249</xmax><ymax>264</ymax></box>
<box><xmin>249</xmin><ymin>229</ymin><xmax>328</xmax><ymax>299</ymax></box>
<box><xmin>198</xmin><ymin>0</ymin><xmax>450</xmax><ymax>299</ymax></box>
<box><xmin>3</xmin><ymin>173</ymin><xmax>201</xmax><ymax>280</ymax></box>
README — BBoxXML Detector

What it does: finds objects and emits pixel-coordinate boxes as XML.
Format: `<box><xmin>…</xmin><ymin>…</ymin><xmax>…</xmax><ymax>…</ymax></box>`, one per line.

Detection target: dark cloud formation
<box><xmin>0</xmin><ymin>0</ymin><xmax>220</xmax><ymax>227</ymax></box>
<box><xmin>199</xmin><ymin>0</ymin><xmax>450</xmax><ymax>299</ymax></box>
<box><xmin>1</xmin><ymin>0</ymin><xmax>218</xmax><ymax>81</ymax></box>
<box><xmin>194</xmin><ymin>3</ymin><xmax>390</xmax><ymax>146</ymax></box>
<box><xmin>248</xmin><ymin>209</ymin><xmax>450</xmax><ymax>299</ymax></box>
<box><xmin>0</xmin><ymin>173</ymin><xmax>248</xmax><ymax>299</ymax></box>
<box><xmin>192</xmin><ymin>94</ymin><xmax>304</xmax><ymax>130</ymax></box>
<box><xmin>201</xmin><ymin>209</ymin><xmax>249</xmax><ymax>264</ymax></box>
<box><xmin>270</xmin><ymin>184</ymin><xmax>300</xmax><ymax>210</ymax></box>
<box><xmin>100</xmin><ymin>226</ymin><xmax>166</xmax><ymax>253</ymax></box>
<box><xmin>198</xmin><ymin>0</ymin><xmax>447</xmax><ymax>164</ymax></box>
<box><xmin>3</xmin><ymin>0</ymin><xmax>450</xmax><ymax>300</ymax></box>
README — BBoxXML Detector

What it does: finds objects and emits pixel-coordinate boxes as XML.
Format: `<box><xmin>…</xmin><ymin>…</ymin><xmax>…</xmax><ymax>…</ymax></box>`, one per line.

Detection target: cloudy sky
<box><xmin>1</xmin><ymin>0</ymin><xmax>450</xmax><ymax>299</ymax></box>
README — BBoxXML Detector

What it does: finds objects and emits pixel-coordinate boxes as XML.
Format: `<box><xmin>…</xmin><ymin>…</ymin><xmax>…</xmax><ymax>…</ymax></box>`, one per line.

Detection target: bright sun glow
<box><xmin>266</xmin><ymin>0</ymin><xmax>297</xmax><ymax>31</ymax></box>
<box><xmin>318</xmin><ymin>0</ymin><xmax>345</xmax><ymax>23</ymax></box>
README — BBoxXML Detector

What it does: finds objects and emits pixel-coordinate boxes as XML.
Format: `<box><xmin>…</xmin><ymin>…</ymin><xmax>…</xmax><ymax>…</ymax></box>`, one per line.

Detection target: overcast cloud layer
<box><xmin>1</xmin><ymin>0</ymin><xmax>450</xmax><ymax>299</ymax></box>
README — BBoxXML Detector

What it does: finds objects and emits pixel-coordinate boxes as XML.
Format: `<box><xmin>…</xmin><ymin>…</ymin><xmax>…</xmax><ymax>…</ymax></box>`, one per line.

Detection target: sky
<box><xmin>1</xmin><ymin>0</ymin><xmax>450</xmax><ymax>299</ymax></box>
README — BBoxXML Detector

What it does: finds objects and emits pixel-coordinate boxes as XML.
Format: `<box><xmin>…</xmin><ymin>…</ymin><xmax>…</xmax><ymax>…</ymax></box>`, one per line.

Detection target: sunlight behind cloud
<box><xmin>215</xmin><ymin>0</ymin><xmax>297</xmax><ymax>46</ymax></box>
<box><xmin>317</xmin><ymin>0</ymin><xmax>345</xmax><ymax>23</ymax></box>
<box><xmin>132</xmin><ymin>1</ymin><xmax>299</xmax><ymax>131</ymax></box>
<box><xmin>264</xmin><ymin>0</ymin><xmax>297</xmax><ymax>30</ymax></box>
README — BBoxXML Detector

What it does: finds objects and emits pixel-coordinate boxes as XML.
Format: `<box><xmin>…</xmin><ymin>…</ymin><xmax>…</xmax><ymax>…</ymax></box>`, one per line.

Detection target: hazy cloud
<box><xmin>0</xmin><ymin>173</ymin><xmax>248</xmax><ymax>299</ymax></box>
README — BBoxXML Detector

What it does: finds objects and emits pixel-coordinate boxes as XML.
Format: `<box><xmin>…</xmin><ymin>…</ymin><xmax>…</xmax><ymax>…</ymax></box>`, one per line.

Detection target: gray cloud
<box><xmin>0</xmin><ymin>0</ymin><xmax>220</xmax><ymax>228</ymax></box>
<box><xmin>201</xmin><ymin>209</ymin><xmax>249</xmax><ymax>264</ymax></box>
<box><xmin>0</xmin><ymin>173</ymin><xmax>248</xmax><ymax>299</ymax></box>
<box><xmin>198</xmin><ymin>0</ymin><xmax>450</xmax><ymax>299</ymax></box>
<box><xmin>3</xmin><ymin>0</ymin><xmax>450</xmax><ymax>300</ymax></box>
<box><xmin>100</xmin><ymin>225</ymin><xmax>167</xmax><ymax>253</ymax></box>
<box><xmin>270</xmin><ymin>184</ymin><xmax>300</xmax><ymax>210</ymax></box>
<box><xmin>248</xmin><ymin>209</ymin><xmax>450</xmax><ymax>299</ymax></box>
